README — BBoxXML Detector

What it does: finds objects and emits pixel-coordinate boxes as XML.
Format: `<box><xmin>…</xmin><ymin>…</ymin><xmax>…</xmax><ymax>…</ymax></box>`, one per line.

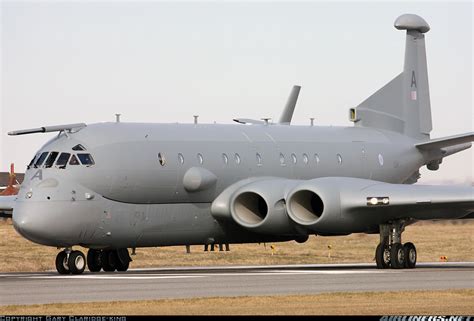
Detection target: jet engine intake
<box><xmin>228</xmin><ymin>178</ymin><xmax>300</xmax><ymax>235</ymax></box>
<box><xmin>287</xmin><ymin>190</ymin><xmax>324</xmax><ymax>225</ymax></box>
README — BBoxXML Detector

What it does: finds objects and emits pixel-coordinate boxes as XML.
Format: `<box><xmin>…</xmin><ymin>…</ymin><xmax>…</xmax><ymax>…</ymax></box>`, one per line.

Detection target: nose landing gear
<box><xmin>55</xmin><ymin>248</ymin><xmax>132</xmax><ymax>274</ymax></box>
<box><xmin>55</xmin><ymin>249</ymin><xmax>86</xmax><ymax>274</ymax></box>
<box><xmin>375</xmin><ymin>221</ymin><xmax>417</xmax><ymax>269</ymax></box>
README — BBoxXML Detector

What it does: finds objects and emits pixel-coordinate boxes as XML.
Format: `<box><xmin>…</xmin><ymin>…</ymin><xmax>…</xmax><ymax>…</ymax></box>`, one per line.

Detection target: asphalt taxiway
<box><xmin>0</xmin><ymin>262</ymin><xmax>473</xmax><ymax>306</ymax></box>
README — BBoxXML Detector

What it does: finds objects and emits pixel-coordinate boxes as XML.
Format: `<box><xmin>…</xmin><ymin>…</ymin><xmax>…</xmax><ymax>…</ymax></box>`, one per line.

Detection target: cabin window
<box><xmin>291</xmin><ymin>153</ymin><xmax>297</xmax><ymax>164</ymax></box>
<box><xmin>69</xmin><ymin>155</ymin><xmax>80</xmax><ymax>165</ymax></box>
<box><xmin>34</xmin><ymin>152</ymin><xmax>49</xmax><ymax>168</ymax></box>
<box><xmin>303</xmin><ymin>153</ymin><xmax>309</xmax><ymax>164</ymax></box>
<box><xmin>279</xmin><ymin>153</ymin><xmax>286</xmax><ymax>166</ymax></box>
<box><xmin>378</xmin><ymin>154</ymin><xmax>384</xmax><ymax>166</ymax></box>
<box><xmin>234</xmin><ymin>153</ymin><xmax>241</xmax><ymax>165</ymax></box>
<box><xmin>78</xmin><ymin>153</ymin><xmax>95</xmax><ymax>166</ymax></box>
<box><xmin>56</xmin><ymin>153</ymin><xmax>71</xmax><ymax>169</ymax></box>
<box><xmin>178</xmin><ymin>153</ymin><xmax>184</xmax><ymax>165</ymax></box>
<box><xmin>314</xmin><ymin>154</ymin><xmax>320</xmax><ymax>164</ymax></box>
<box><xmin>256</xmin><ymin>153</ymin><xmax>262</xmax><ymax>166</ymax></box>
<box><xmin>337</xmin><ymin>154</ymin><xmax>342</xmax><ymax>165</ymax></box>
<box><xmin>222</xmin><ymin>153</ymin><xmax>228</xmax><ymax>164</ymax></box>
<box><xmin>44</xmin><ymin>152</ymin><xmax>59</xmax><ymax>168</ymax></box>
<box><xmin>157</xmin><ymin>153</ymin><xmax>166</xmax><ymax>166</ymax></box>
<box><xmin>72</xmin><ymin>144</ymin><xmax>86</xmax><ymax>151</ymax></box>
<box><xmin>197</xmin><ymin>153</ymin><xmax>204</xmax><ymax>165</ymax></box>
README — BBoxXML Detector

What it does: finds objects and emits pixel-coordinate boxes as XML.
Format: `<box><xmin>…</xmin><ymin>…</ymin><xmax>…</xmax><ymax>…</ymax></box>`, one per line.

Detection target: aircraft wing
<box><xmin>0</xmin><ymin>195</ymin><xmax>16</xmax><ymax>218</ymax></box>
<box><xmin>211</xmin><ymin>177</ymin><xmax>474</xmax><ymax>235</ymax></box>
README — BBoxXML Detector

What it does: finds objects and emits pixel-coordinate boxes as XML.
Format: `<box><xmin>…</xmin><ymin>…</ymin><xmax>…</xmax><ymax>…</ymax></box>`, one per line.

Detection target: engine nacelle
<box><xmin>212</xmin><ymin>177</ymin><xmax>301</xmax><ymax>235</ymax></box>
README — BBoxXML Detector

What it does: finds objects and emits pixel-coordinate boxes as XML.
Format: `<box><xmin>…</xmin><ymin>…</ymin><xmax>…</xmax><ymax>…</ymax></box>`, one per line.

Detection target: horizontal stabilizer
<box><xmin>416</xmin><ymin>132</ymin><xmax>474</xmax><ymax>150</ymax></box>
<box><xmin>233</xmin><ymin>118</ymin><xmax>265</xmax><ymax>125</ymax></box>
<box><xmin>8</xmin><ymin>123</ymin><xmax>86</xmax><ymax>136</ymax></box>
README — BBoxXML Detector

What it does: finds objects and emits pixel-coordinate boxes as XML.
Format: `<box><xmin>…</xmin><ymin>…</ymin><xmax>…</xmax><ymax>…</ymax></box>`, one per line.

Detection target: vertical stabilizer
<box><xmin>353</xmin><ymin>14</ymin><xmax>432</xmax><ymax>139</ymax></box>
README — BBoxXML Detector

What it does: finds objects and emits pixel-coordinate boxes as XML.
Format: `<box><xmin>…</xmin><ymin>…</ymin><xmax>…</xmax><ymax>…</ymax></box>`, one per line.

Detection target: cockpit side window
<box><xmin>56</xmin><ymin>153</ymin><xmax>71</xmax><ymax>169</ymax></box>
<box><xmin>44</xmin><ymin>152</ymin><xmax>59</xmax><ymax>168</ymax></box>
<box><xmin>69</xmin><ymin>155</ymin><xmax>80</xmax><ymax>165</ymax></box>
<box><xmin>27</xmin><ymin>154</ymin><xmax>39</xmax><ymax>169</ymax></box>
<box><xmin>72</xmin><ymin>144</ymin><xmax>86</xmax><ymax>151</ymax></box>
<box><xmin>34</xmin><ymin>152</ymin><xmax>49</xmax><ymax>168</ymax></box>
<box><xmin>78</xmin><ymin>153</ymin><xmax>95</xmax><ymax>166</ymax></box>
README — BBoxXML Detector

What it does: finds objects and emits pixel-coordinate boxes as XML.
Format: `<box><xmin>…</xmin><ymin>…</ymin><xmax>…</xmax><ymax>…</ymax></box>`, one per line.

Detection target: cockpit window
<box><xmin>44</xmin><ymin>152</ymin><xmax>59</xmax><ymax>168</ymax></box>
<box><xmin>72</xmin><ymin>144</ymin><xmax>86</xmax><ymax>151</ymax></box>
<box><xmin>27</xmin><ymin>154</ymin><xmax>39</xmax><ymax>169</ymax></box>
<box><xmin>56</xmin><ymin>153</ymin><xmax>71</xmax><ymax>169</ymax></box>
<box><xmin>34</xmin><ymin>152</ymin><xmax>49</xmax><ymax>168</ymax></box>
<box><xmin>69</xmin><ymin>155</ymin><xmax>80</xmax><ymax>165</ymax></box>
<box><xmin>78</xmin><ymin>153</ymin><xmax>95</xmax><ymax>166</ymax></box>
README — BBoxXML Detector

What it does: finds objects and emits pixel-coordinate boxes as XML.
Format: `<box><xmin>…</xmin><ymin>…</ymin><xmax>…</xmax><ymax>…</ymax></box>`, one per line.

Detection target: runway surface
<box><xmin>1</xmin><ymin>262</ymin><xmax>473</xmax><ymax>306</ymax></box>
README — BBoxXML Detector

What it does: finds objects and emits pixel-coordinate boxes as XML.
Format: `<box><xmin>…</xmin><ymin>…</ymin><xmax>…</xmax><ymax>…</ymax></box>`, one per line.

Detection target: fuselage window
<box><xmin>178</xmin><ymin>153</ymin><xmax>184</xmax><ymax>165</ymax></box>
<box><xmin>78</xmin><ymin>153</ymin><xmax>95</xmax><ymax>166</ymax></box>
<box><xmin>378</xmin><ymin>154</ymin><xmax>384</xmax><ymax>166</ymax></box>
<box><xmin>44</xmin><ymin>152</ymin><xmax>59</xmax><ymax>168</ymax></box>
<box><xmin>303</xmin><ymin>153</ymin><xmax>309</xmax><ymax>164</ymax></box>
<box><xmin>69</xmin><ymin>155</ymin><xmax>80</xmax><ymax>165</ymax></box>
<box><xmin>234</xmin><ymin>153</ymin><xmax>241</xmax><ymax>165</ymax></box>
<box><xmin>56</xmin><ymin>153</ymin><xmax>71</xmax><ymax>169</ymax></box>
<box><xmin>72</xmin><ymin>144</ymin><xmax>86</xmax><ymax>151</ymax></box>
<box><xmin>279</xmin><ymin>153</ymin><xmax>286</xmax><ymax>166</ymax></box>
<box><xmin>158</xmin><ymin>153</ymin><xmax>166</xmax><ymax>166</ymax></box>
<box><xmin>256</xmin><ymin>153</ymin><xmax>262</xmax><ymax>166</ymax></box>
<box><xmin>197</xmin><ymin>153</ymin><xmax>204</xmax><ymax>165</ymax></box>
<box><xmin>291</xmin><ymin>153</ymin><xmax>297</xmax><ymax>164</ymax></box>
<box><xmin>337</xmin><ymin>154</ymin><xmax>342</xmax><ymax>165</ymax></box>
<box><xmin>222</xmin><ymin>153</ymin><xmax>228</xmax><ymax>164</ymax></box>
<box><xmin>34</xmin><ymin>152</ymin><xmax>49</xmax><ymax>168</ymax></box>
<box><xmin>314</xmin><ymin>154</ymin><xmax>320</xmax><ymax>164</ymax></box>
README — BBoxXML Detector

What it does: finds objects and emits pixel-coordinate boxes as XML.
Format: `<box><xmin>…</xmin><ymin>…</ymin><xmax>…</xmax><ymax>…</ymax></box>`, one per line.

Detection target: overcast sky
<box><xmin>1</xmin><ymin>1</ymin><xmax>472</xmax><ymax>184</ymax></box>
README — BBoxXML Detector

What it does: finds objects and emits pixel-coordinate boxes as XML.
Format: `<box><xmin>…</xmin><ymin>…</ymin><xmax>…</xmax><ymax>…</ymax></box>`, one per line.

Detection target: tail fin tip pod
<box><xmin>352</xmin><ymin>14</ymin><xmax>432</xmax><ymax>140</ymax></box>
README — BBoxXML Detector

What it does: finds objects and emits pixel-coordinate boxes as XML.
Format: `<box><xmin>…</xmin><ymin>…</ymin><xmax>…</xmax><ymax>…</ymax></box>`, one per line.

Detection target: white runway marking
<box><xmin>26</xmin><ymin>275</ymin><xmax>206</xmax><ymax>280</ymax></box>
<box><xmin>19</xmin><ymin>269</ymin><xmax>396</xmax><ymax>280</ymax></box>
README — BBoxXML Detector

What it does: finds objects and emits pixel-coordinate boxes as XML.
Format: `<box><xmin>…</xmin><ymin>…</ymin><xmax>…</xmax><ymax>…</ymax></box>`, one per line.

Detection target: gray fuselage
<box><xmin>12</xmin><ymin>122</ymin><xmax>425</xmax><ymax>249</ymax></box>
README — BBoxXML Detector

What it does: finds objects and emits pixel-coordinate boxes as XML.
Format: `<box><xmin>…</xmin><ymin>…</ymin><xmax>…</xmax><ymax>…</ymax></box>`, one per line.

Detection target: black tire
<box><xmin>390</xmin><ymin>243</ymin><xmax>405</xmax><ymax>269</ymax></box>
<box><xmin>102</xmin><ymin>250</ymin><xmax>117</xmax><ymax>272</ymax></box>
<box><xmin>404</xmin><ymin>242</ymin><xmax>417</xmax><ymax>269</ymax></box>
<box><xmin>116</xmin><ymin>259</ymin><xmax>130</xmax><ymax>272</ymax></box>
<box><xmin>375</xmin><ymin>243</ymin><xmax>390</xmax><ymax>269</ymax></box>
<box><xmin>68</xmin><ymin>251</ymin><xmax>86</xmax><ymax>275</ymax></box>
<box><xmin>87</xmin><ymin>249</ymin><xmax>102</xmax><ymax>272</ymax></box>
<box><xmin>55</xmin><ymin>251</ymin><xmax>70</xmax><ymax>275</ymax></box>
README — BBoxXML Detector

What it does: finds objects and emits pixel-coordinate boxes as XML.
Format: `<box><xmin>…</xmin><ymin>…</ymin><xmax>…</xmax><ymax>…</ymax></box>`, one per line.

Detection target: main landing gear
<box><xmin>55</xmin><ymin>248</ymin><xmax>132</xmax><ymax>275</ymax></box>
<box><xmin>375</xmin><ymin>221</ymin><xmax>417</xmax><ymax>269</ymax></box>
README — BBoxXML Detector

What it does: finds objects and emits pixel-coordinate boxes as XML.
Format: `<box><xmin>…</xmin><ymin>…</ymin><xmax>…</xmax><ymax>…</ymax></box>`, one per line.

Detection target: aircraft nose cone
<box><xmin>12</xmin><ymin>203</ymin><xmax>57</xmax><ymax>246</ymax></box>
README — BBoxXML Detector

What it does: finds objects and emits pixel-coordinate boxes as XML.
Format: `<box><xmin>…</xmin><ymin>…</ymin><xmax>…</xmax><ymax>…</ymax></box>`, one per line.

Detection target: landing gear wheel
<box><xmin>390</xmin><ymin>243</ymin><xmax>405</xmax><ymax>269</ymax></box>
<box><xmin>375</xmin><ymin>243</ymin><xmax>391</xmax><ymax>269</ymax></box>
<box><xmin>102</xmin><ymin>250</ymin><xmax>117</xmax><ymax>272</ymax></box>
<box><xmin>87</xmin><ymin>249</ymin><xmax>102</xmax><ymax>272</ymax></box>
<box><xmin>116</xmin><ymin>259</ymin><xmax>130</xmax><ymax>272</ymax></box>
<box><xmin>68</xmin><ymin>251</ymin><xmax>86</xmax><ymax>275</ymax></box>
<box><xmin>403</xmin><ymin>242</ymin><xmax>417</xmax><ymax>269</ymax></box>
<box><xmin>55</xmin><ymin>251</ymin><xmax>70</xmax><ymax>275</ymax></box>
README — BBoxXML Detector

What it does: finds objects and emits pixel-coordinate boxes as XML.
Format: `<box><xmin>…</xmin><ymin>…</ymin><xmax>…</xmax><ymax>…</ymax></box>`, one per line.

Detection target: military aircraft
<box><xmin>1</xmin><ymin>14</ymin><xmax>473</xmax><ymax>274</ymax></box>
